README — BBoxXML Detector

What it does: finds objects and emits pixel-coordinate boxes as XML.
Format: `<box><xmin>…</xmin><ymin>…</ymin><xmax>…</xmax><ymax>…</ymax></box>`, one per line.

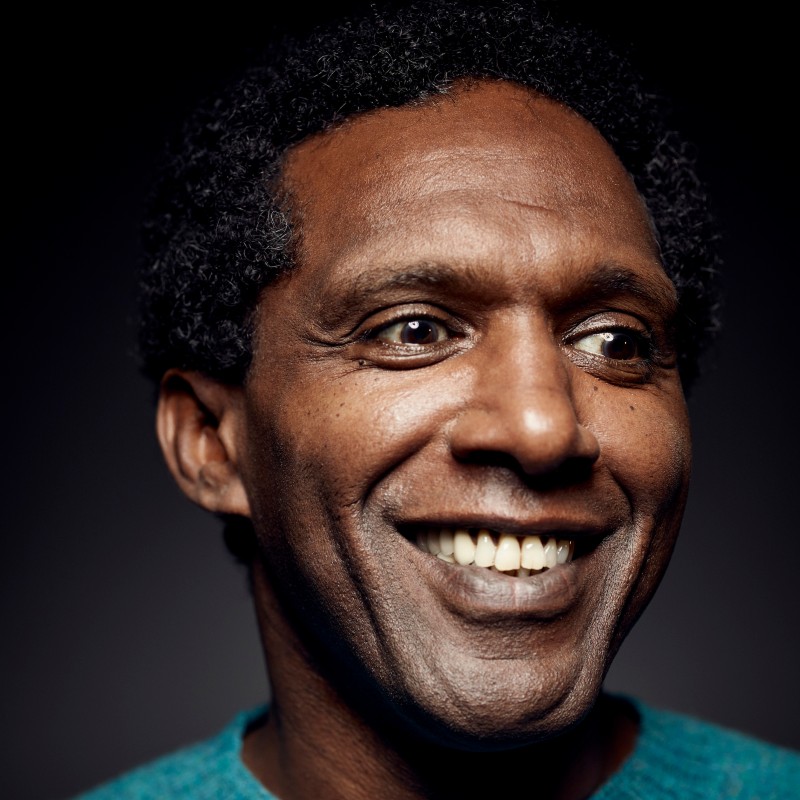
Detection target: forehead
<box><xmin>280</xmin><ymin>79</ymin><xmax>666</xmax><ymax>302</ymax></box>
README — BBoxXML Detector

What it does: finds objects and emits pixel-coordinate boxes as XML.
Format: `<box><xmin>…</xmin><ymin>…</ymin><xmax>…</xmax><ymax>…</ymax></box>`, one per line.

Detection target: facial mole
<box><xmin>629</xmin><ymin>405</ymin><xmax>635</xmax><ymax>411</ymax></box>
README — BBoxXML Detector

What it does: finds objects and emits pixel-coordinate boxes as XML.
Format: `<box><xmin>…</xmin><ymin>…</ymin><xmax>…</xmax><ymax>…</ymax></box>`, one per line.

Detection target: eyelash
<box><xmin>365</xmin><ymin>317</ymin><xmax>651</xmax><ymax>351</ymax></box>
<box><xmin>570</xmin><ymin>327</ymin><xmax>653</xmax><ymax>362</ymax></box>
<box><xmin>364</xmin><ymin>315</ymin><xmax>456</xmax><ymax>346</ymax></box>
<box><xmin>357</xmin><ymin>312</ymin><xmax>664</xmax><ymax>381</ymax></box>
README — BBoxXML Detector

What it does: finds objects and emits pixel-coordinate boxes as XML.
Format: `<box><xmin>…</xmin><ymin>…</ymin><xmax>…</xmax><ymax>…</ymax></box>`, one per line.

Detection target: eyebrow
<box><xmin>316</xmin><ymin>259</ymin><xmax>678</xmax><ymax>326</ymax></box>
<box><xmin>341</xmin><ymin>262</ymin><xmax>478</xmax><ymax>302</ymax></box>
<box><xmin>313</xmin><ymin>262</ymin><xmax>479</xmax><ymax>327</ymax></box>
<box><xmin>559</xmin><ymin>264</ymin><xmax>678</xmax><ymax>320</ymax></box>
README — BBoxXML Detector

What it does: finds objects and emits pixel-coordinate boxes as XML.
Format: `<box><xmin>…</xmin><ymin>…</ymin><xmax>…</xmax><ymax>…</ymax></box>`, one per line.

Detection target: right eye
<box><xmin>374</xmin><ymin>318</ymin><xmax>451</xmax><ymax>346</ymax></box>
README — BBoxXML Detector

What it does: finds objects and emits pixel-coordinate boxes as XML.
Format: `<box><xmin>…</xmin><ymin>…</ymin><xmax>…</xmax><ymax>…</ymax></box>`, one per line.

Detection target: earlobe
<box><xmin>156</xmin><ymin>369</ymin><xmax>251</xmax><ymax>517</ymax></box>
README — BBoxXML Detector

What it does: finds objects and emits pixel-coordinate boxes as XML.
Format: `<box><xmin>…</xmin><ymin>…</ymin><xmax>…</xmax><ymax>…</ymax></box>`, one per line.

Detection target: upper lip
<box><xmin>396</xmin><ymin>514</ymin><xmax>616</xmax><ymax>540</ymax></box>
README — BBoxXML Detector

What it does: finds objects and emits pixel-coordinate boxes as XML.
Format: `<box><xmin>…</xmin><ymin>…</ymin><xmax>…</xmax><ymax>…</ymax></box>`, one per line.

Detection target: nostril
<box><xmin>527</xmin><ymin>457</ymin><xmax>596</xmax><ymax>489</ymax></box>
<box><xmin>456</xmin><ymin>450</ymin><xmax>528</xmax><ymax>471</ymax></box>
<box><xmin>454</xmin><ymin>449</ymin><xmax>595</xmax><ymax>488</ymax></box>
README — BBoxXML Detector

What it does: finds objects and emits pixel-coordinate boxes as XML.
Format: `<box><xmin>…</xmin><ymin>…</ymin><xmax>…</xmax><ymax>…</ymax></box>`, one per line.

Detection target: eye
<box><xmin>375</xmin><ymin>318</ymin><xmax>450</xmax><ymax>345</ymax></box>
<box><xmin>573</xmin><ymin>330</ymin><xmax>646</xmax><ymax>361</ymax></box>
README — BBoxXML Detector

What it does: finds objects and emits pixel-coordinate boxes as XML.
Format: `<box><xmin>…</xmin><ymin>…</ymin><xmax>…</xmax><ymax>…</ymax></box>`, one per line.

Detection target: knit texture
<box><xmin>74</xmin><ymin>699</ymin><xmax>800</xmax><ymax>799</ymax></box>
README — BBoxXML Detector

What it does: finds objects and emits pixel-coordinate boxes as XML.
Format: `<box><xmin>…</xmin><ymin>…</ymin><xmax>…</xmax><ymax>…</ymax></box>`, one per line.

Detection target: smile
<box><xmin>413</xmin><ymin>527</ymin><xmax>575</xmax><ymax>577</ymax></box>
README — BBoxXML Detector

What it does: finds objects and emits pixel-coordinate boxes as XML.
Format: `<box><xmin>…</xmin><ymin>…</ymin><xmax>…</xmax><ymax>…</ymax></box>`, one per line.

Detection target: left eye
<box><xmin>375</xmin><ymin>318</ymin><xmax>450</xmax><ymax>345</ymax></box>
<box><xmin>573</xmin><ymin>330</ymin><xmax>644</xmax><ymax>360</ymax></box>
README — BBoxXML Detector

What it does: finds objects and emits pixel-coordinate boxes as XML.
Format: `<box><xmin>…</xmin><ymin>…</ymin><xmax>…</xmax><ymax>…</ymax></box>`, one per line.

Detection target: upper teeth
<box><xmin>415</xmin><ymin>528</ymin><xmax>574</xmax><ymax>576</ymax></box>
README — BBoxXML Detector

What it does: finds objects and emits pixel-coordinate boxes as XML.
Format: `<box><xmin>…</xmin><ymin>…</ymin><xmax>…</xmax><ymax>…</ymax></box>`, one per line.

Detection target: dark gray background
<box><xmin>4</xmin><ymin>5</ymin><xmax>798</xmax><ymax>799</ymax></box>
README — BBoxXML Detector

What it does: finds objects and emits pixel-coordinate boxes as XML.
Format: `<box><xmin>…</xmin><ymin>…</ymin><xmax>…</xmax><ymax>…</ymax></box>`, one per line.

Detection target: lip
<box><xmin>397</xmin><ymin>511</ymin><xmax>615</xmax><ymax>539</ymax></box>
<box><xmin>395</xmin><ymin>517</ymin><xmax>612</xmax><ymax>621</ymax></box>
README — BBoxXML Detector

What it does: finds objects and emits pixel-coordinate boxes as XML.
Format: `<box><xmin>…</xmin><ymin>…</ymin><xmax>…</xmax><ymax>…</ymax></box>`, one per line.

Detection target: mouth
<box><xmin>408</xmin><ymin>526</ymin><xmax>587</xmax><ymax>577</ymax></box>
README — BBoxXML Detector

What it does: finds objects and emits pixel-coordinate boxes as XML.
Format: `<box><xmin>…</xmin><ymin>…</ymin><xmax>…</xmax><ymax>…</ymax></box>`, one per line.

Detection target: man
<box><xmin>76</xmin><ymin>1</ymin><xmax>799</xmax><ymax>798</ymax></box>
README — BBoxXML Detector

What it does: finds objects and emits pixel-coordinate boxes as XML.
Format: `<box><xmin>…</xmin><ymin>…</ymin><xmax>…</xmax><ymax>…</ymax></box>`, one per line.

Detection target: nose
<box><xmin>448</xmin><ymin>319</ymin><xmax>600</xmax><ymax>478</ymax></box>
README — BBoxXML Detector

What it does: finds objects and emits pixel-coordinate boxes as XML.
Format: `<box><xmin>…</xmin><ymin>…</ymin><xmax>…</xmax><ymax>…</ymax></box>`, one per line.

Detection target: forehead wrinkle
<box><xmin>371</xmin><ymin>151</ymin><xmax>644</xmax><ymax>231</ymax></box>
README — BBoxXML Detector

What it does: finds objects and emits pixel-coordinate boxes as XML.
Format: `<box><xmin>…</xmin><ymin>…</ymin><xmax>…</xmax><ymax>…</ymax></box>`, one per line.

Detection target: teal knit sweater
<box><xmin>75</xmin><ymin>700</ymin><xmax>800</xmax><ymax>799</ymax></box>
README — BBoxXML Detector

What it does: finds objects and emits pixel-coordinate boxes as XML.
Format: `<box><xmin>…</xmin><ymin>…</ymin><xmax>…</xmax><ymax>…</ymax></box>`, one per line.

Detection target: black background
<box><xmin>4</xmin><ymin>3</ymin><xmax>798</xmax><ymax>798</ymax></box>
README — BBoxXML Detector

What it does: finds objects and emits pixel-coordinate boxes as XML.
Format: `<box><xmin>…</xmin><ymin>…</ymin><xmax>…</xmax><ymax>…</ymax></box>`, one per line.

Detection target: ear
<box><xmin>156</xmin><ymin>369</ymin><xmax>251</xmax><ymax>517</ymax></box>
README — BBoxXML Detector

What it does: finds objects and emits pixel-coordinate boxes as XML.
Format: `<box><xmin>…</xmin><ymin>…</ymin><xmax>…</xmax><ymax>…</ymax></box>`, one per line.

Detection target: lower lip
<box><xmin>408</xmin><ymin>541</ymin><xmax>584</xmax><ymax>621</ymax></box>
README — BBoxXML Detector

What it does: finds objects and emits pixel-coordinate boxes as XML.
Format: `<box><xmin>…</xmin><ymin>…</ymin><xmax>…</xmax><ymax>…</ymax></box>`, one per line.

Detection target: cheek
<box><xmin>244</xmin><ymin>363</ymin><xmax>464</xmax><ymax>511</ymax></box>
<box><xmin>586</xmin><ymin>382</ymin><xmax>691</xmax><ymax>518</ymax></box>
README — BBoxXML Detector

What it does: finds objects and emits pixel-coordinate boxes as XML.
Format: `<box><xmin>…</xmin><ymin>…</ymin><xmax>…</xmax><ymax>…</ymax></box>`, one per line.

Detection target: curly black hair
<box><xmin>139</xmin><ymin>0</ymin><xmax>720</xmax><ymax>391</ymax></box>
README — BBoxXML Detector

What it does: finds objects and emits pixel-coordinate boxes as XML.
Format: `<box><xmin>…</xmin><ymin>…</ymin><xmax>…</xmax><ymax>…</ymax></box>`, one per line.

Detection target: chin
<box><xmin>366</xmin><ymin>638</ymin><xmax>608</xmax><ymax>751</ymax></box>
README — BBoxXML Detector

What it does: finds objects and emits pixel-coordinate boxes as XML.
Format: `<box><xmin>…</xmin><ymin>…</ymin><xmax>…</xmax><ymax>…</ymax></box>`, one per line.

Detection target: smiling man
<box><xmin>77</xmin><ymin>2</ymin><xmax>798</xmax><ymax>799</ymax></box>
<box><xmin>226</xmin><ymin>81</ymin><xmax>688</xmax><ymax>779</ymax></box>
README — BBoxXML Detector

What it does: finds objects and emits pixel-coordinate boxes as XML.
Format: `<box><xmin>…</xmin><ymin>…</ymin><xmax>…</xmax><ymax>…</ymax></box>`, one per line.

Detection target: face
<box><xmin>236</xmin><ymin>80</ymin><xmax>690</xmax><ymax>746</ymax></box>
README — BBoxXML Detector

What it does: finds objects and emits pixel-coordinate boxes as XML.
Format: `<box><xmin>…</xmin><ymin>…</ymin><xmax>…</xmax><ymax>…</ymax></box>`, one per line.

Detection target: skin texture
<box><xmin>157</xmin><ymin>80</ymin><xmax>692</xmax><ymax>799</ymax></box>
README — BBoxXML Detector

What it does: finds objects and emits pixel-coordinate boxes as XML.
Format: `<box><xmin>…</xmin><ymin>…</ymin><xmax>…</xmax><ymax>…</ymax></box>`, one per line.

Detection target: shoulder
<box><xmin>72</xmin><ymin>708</ymin><xmax>275</xmax><ymax>800</ymax></box>
<box><xmin>599</xmin><ymin>698</ymin><xmax>800</xmax><ymax>799</ymax></box>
